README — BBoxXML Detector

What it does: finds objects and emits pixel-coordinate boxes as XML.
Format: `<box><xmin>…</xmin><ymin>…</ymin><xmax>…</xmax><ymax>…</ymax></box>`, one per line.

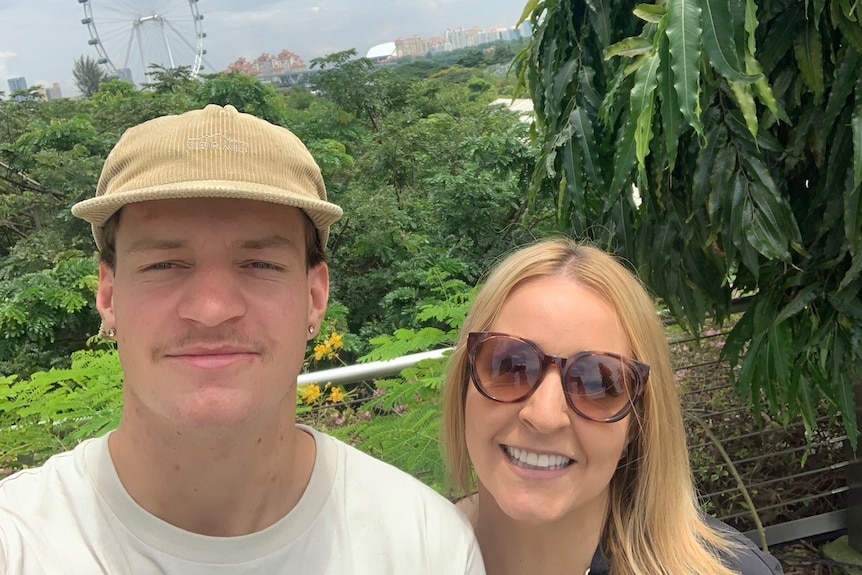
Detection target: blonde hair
<box><xmin>443</xmin><ymin>238</ymin><xmax>740</xmax><ymax>575</ymax></box>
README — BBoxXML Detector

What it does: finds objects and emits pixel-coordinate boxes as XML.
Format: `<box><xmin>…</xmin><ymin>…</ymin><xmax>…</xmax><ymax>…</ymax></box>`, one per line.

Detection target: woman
<box><xmin>443</xmin><ymin>238</ymin><xmax>783</xmax><ymax>575</ymax></box>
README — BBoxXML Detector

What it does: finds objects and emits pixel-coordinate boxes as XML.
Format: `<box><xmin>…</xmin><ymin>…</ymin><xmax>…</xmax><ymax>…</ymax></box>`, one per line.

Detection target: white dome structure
<box><xmin>366</xmin><ymin>42</ymin><xmax>397</xmax><ymax>62</ymax></box>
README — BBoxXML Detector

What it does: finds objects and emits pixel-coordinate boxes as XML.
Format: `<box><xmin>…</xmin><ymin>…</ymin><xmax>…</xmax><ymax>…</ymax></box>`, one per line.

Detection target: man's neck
<box><xmin>107</xmin><ymin>409</ymin><xmax>316</xmax><ymax>537</ymax></box>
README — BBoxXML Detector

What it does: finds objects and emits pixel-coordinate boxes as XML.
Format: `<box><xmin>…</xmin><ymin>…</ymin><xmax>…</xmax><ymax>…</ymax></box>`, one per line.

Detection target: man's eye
<box><xmin>246</xmin><ymin>261</ymin><xmax>284</xmax><ymax>271</ymax></box>
<box><xmin>146</xmin><ymin>262</ymin><xmax>178</xmax><ymax>270</ymax></box>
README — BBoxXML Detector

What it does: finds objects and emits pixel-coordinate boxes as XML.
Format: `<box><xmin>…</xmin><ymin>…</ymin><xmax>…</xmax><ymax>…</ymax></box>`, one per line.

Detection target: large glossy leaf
<box><xmin>731</xmin><ymin>172</ymin><xmax>760</xmax><ymax>277</ymax></box>
<box><xmin>634</xmin><ymin>4</ymin><xmax>666</xmax><ymax>23</ymax></box>
<box><xmin>794</xmin><ymin>21</ymin><xmax>825</xmax><ymax>103</ymax></box>
<box><xmin>666</xmin><ymin>0</ymin><xmax>704</xmax><ymax>134</ymax></box>
<box><xmin>744</xmin><ymin>155</ymin><xmax>802</xmax><ymax>241</ymax></box>
<box><xmin>701</xmin><ymin>0</ymin><xmax>760</xmax><ymax>82</ymax></box>
<box><xmin>743</xmin><ymin>186</ymin><xmax>791</xmax><ymax>260</ymax></box>
<box><xmin>517</xmin><ymin>0</ymin><xmax>541</xmax><ymax>25</ymax></box>
<box><xmin>608</xmin><ymin>114</ymin><xmax>638</xmax><ymax>204</ymax></box>
<box><xmin>831</xmin><ymin>334</ymin><xmax>858</xmax><ymax>451</ymax></box>
<box><xmin>738</xmin><ymin>331</ymin><xmax>765</xmax><ymax>410</ymax></box>
<box><xmin>823</xmin><ymin>48</ymin><xmax>860</xmax><ymax>139</ymax></box>
<box><xmin>599</xmin><ymin>65</ymin><xmax>630</xmax><ymax>126</ymax></box>
<box><xmin>744</xmin><ymin>158</ymin><xmax>801</xmax><ymax>260</ymax></box>
<box><xmin>815</xmin><ymin>0</ymin><xmax>828</xmax><ymax>25</ymax></box>
<box><xmin>834</xmin><ymin>3</ymin><xmax>862</xmax><ymax>53</ymax></box>
<box><xmin>839</xmin><ymin>0</ymin><xmax>858</xmax><ymax>20</ymax></box>
<box><xmin>569</xmin><ymin>106</ymin><xmax>605</xmax><ymax>193</ymax></box>
<box><xmin>739</xmin><ymin>47</ymin><xmax>785</xmax><ymax>122</ymax></box>
<box><xmin>546</xmin><ymin>52</ymin><xmax>579</xmax><ymax>131</ymax></box>
<box><xmin>657</xmin><ymin>32</ymin><xmax>682</xmax><ymax>171</ymax></box>
<box><xmin>516</xmin><ymin>0</ymin><xmax>862</xmax><ymax>449</ymax></box>
<box><xmin>631</xmin><ymin>52</ymin><xmax>660</xmax><ymax>169</ymax></box>
<box><xmin>577</xmin><ymin>67</ymin><xmax>602</xmax><ymax>114</ymax></box>
<box><xmin>853</xmin><ymin>81</ymin><xmax>862</xmax><ymax>191</ymax></box>
<box><xmin>708</xmin><ymin>144</ymin><xmax>737</xmax><ymax>246</ymax></box>
<box><xmin>605</xmin><ymin>37</ymin><xmax>654</xmax><ymax>60</ymax></box>
<box><xmin>728</xmin><ymin>81</ymin><xmax>759</xmax><ymax>139</ymax></box>
<box><xmin>759</xmin><ymin>9</ymin><xmax>803</xmax><ymax>75</ymax></box>
<box><xmin>560</xmin><ymin>141</ymin><xmax>586</xmax><ymax>231</ymax></box>
<box><xmin>697</xmin><ymin>123</ymin><xmax>724</xmax><ymax>210</ymax></box>
<box><xmin>744</xmin><ymin>0</ymin><xmax>758</xmax><ymax>54</ymax></box>
<box><xmin>584</xmin><ymin>0</ymin><xmax>611</xmax><ymax>47</ymax></box>
<box><xmin>767</xmin><ymin>321</ymin><xmax>794</xmax><ymax>409</ymax></box>
<box><xmin>796</xmin><ymin>374</ymin><xmax>819</xmax><ymax>444</ymax></box>
<box><xmin>842</xmin><ymin>128</ymin><xmax>862</xmax><ymax>287</ymax></box>
<box><xmin>774</xmin><ymin>284</ymin><xmax>820</xmax><ymax>324</ymax></box>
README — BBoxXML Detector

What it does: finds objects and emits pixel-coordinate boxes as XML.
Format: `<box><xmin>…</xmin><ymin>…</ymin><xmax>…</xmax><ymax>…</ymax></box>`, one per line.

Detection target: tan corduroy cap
<box><xmin>72</xmin><ymin>104</ymin><xmax>343</xmax><ymax>251</ymax></box>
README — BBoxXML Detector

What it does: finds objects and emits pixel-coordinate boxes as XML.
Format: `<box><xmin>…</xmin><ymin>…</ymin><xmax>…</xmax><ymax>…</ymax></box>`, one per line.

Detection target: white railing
<box><xmin>297</xmin><ymin>348</ymin><xmax>452</xmax><ymax>386</ymax></box>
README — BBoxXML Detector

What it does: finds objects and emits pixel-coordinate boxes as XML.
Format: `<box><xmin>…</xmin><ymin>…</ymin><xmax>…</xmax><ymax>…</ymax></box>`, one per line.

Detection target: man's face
<box><xmin>96</xmin><ymin>198</ymin><xmax>329</xmax><ymax>431</ymax></box>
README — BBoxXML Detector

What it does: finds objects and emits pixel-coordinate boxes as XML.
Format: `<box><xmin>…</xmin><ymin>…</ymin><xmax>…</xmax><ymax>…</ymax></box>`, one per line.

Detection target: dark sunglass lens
<box><xmin>475</xmin><ymin>337</ymin><xmax>540</xmax><ymax>401</ymax></box>
<box><xmin>565</xmin><ymin>355</ymin><xmax>635</xmax><ymax>420</ymax></box>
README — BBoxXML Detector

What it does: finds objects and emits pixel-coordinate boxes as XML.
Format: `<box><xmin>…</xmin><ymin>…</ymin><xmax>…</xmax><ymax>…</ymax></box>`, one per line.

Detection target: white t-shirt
<box><xmin>0</xmin><ymin>426</ymin><xmax>484</xmax><ymax>574</ymax></box>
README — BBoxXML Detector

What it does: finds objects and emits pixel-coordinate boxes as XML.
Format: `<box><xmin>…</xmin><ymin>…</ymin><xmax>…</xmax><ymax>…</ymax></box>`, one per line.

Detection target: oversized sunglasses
<box><xmin>467</xmin><ymin>332</ymin><xmax>650</xmax><ymax>423</ymax></box>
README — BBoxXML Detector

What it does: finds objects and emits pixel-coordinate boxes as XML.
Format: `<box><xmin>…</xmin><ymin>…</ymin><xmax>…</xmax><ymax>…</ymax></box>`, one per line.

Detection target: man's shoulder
<box><xmin>0</xmin><ymin>436</ymin><xmax>101</xmax><ymax>508</ymax></box>
<box><xmin>314</xmin><ymin>429</ymin><xmax>472</xmax><ymax>523</ymax></box>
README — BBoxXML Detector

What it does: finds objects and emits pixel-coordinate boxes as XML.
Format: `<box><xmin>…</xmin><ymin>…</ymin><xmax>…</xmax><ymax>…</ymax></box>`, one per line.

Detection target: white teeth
<box><xmin>505</xmin><ymin>446</ymin><xmax>572</xmax><ymax>470</ymax></box>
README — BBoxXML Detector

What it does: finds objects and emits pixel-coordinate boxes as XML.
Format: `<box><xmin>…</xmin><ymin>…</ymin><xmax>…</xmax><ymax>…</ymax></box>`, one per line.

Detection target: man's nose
<box><xmin>176</xmin><ymin>265</ymin><xmax>247</xmax><ymax>327</ymax></box>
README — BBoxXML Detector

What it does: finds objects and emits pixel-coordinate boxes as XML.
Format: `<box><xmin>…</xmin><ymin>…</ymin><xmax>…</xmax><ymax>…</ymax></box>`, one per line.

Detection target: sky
<box><xmin>0</xmin><ymin>0</ymin><xmax>527</xmax><ymax>98</ymax></box>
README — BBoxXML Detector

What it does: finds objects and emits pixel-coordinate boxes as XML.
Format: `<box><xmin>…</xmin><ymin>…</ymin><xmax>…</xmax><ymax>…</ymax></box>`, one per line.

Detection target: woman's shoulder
<box><xmin>705</xmin><ymin>516</ymin><xmax>784</xmax><ymax>574</ymax></box>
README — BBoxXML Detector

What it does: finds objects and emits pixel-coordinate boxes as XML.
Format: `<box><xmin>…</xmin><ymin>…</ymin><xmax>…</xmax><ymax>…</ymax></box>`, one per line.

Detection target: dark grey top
<box><xmin>587</xmin><ymin>516</ymin><xmax>784</xmax><ymax>574</ymax></box>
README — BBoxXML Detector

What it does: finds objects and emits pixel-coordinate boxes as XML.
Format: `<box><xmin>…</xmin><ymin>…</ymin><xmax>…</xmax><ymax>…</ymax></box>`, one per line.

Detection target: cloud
<box><xmin>0</xmin><ymin>50</ymin><xmax>18</xmax><ymax>85</ymax></box>
<box><xmin>0</xmin><ymin>0</ymin><xmax>526</xmax><ymax>92</ymax></box>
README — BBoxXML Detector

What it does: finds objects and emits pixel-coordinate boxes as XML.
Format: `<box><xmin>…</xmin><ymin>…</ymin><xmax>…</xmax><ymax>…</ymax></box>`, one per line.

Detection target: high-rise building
<box><xmin>7</xmin><ymin>77</ymin><xmax>27</xmax><ymax>94</ymax></box>
<box><xmin>394</xmin><ymin>36</ymin><xmax>429</xmax><ymax>58</ymax></box>
<box><xmin>45</xmin><ymin>82</ymin><xmax>63</xmax><ymax>101</ymax></box>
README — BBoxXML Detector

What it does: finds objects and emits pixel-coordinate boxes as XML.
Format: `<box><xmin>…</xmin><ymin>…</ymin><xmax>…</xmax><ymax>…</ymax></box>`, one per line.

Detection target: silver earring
<box><xmin>308</xmin><ymin>326</ymin><xmax>315</xmax><ymax>334</ymax></box>
<box><xmin>101</xmin><ymin>327</ymin><xmax>116</xmax><ymax>339</ymax></box>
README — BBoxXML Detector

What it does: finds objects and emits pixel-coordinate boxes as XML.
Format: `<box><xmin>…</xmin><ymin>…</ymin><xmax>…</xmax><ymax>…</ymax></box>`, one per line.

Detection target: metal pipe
<box><xmin>297</xmin><ymin>348</ymin><xmax>451</xmax><ymax>387</ymax></box>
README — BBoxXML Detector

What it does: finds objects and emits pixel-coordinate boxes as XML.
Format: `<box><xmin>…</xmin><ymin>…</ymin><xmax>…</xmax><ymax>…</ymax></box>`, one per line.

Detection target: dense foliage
<box><xmin>0</xmin><ymin>46</ymin><xmax>546</xmax><ymax>375</ymax></box>
<box><xmin>516</xmin><ymin>0</ymin><xmax>862</xmax><ymax>446</ymax></box>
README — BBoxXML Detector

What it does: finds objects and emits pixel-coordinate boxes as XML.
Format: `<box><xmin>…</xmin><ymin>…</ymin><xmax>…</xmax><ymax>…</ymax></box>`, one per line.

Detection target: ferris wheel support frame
<box><xmin>78</xmin><ymin>0</ymin><xmax>206</xmax><ymax>80</ymax></box>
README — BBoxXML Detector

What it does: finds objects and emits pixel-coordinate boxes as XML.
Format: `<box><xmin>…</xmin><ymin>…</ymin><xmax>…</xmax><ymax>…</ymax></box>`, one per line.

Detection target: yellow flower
<box><xmin>313</xmin><ymin>343</ymin><xmax>328</xmax><ymax>362</ymax></box>
<box><xmin>328</xmin><ymin>386</ymin><xmax>345</xmax><ymax>404</ymax></box>
<box><xmin>299</xmin><ymin>384</ymin><xmax>321</xmax><ymax>405</ymax></box>
<box><xmin>329</xmin><ymin>332</ymin><xmax>344</xmax><ymax>350</ymax></box>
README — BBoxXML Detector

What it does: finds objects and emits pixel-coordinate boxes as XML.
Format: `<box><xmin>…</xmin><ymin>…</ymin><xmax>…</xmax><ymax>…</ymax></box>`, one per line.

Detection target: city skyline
<box><xmin>0</xmin><ymin>0</ymin><xmax>527</xmax><ymax>97</ymax></box>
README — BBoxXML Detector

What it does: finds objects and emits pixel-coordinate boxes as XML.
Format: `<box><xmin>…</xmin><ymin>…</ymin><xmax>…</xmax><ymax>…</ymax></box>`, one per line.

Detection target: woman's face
<box><xmin>464</xmin><ymin>275</ymin><xmax>633</xmax><ymax>525</ymax></box>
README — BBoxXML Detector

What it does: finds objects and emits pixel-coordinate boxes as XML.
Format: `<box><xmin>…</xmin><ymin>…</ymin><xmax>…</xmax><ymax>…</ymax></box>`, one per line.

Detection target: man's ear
<box><xmin>96</xmin><ymin>261</ymin><xmax>116</xmax><ymax>334</ymax></box>
<box><xmin>306</xmin><ymin>262</ymin><xmax>330</xmax><ymax>341</ymax></box>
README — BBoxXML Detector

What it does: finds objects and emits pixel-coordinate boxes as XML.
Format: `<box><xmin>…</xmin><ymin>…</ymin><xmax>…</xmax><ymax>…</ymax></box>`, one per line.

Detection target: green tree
<box><xmin>194</xmin><ymin>72</ymin><xmax>286</xmax><ymax>125</ymax></box>
<box><xmin>0</xmin><ymin>258</ymin><xmax>99</xmax><ymax>376</ymax></box>
<box><xmin>72</xmin><ymin>55</ymin><xmax>109</xmax><ymax>98</ymax></box>
<box><xmin>0</xmin><ymin>112</ymin><xmax>108</xmax><ymax>375</ymax></box>
<box><xmin>326</xmin><ymin>79</ymin><xmax>548</xmax><ymax>340</ymax></box>
<box><xmin>456</xmin><ymin>48</ymin><xmax>486</xmax><ymax>68</ymax></box>
<box><xmin>311</xmin><ymin>49</ymin><xmax>409</xmax><ymax>132</ymax></box>
<box><xmin>516</xmin><ymin>0</ymin><xmax>862</xmax><ymax>445</ymax></box>
<box><xmin>142</xmin><ymin>65</ymin><xmax>199</xmax><ymax>95</ymax></box>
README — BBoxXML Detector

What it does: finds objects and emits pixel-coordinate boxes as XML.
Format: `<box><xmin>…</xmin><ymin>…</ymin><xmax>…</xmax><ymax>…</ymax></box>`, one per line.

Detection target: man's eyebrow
<box><xmin>125</xmin><ymin>239</ymin><xmax>187</xmax><ymax>255</ymax></box>
<box><xmin>123</xmin><ymin>235</ymin><xmax>298</xmax><ymax>254</ymax></box>
<box><xmin>238</xmin><ymin>235</ymin><xmax>298</xmax><ymax>251</ymax></box>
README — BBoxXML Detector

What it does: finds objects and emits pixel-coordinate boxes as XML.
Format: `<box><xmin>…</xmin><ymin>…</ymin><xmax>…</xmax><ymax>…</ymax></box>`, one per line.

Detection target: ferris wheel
<box><xmin>78</xmin><ymin>0</ymin><xmax>207</xmax><ymax>86</ymax></box>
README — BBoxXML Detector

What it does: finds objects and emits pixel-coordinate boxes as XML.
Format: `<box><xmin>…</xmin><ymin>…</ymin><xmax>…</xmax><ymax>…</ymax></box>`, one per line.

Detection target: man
<box><xmin>0</xmin><ymin>105</ymin><xmax>484</xmax><ymax>574</ymax></box>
